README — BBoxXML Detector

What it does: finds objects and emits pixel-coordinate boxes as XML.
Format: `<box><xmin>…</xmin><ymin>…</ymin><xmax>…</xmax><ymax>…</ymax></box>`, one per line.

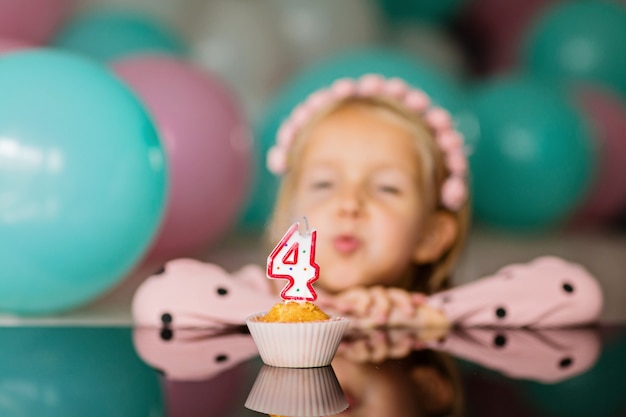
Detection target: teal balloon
<box><xmin>376</xmin><ymin>0</ymin><xmax>467</xmax><ymax>24</ymax></box>
<box><xmin>0</xmin><ymin>327</ymin><xmax>163</xmax><ymax>416</ymax></box>
<box><xmin>0</xmin><ymin>50</ymin><xmax>167</xmax><ymax>314</ymax></box>
<box><xmin>52</xmin><ymin>10</ymin><xmax>186</xmax><ymax>63</ymax></box>
<box><xmin>523</xmin><ymin>1</ymin><xmax>626</xmax><ymax>97</ymax></box>
<box><xmin>469</xmin><ymin>77</ymin><xmax>597</xmax><ymax>230</ymax></box>
<box><xmin>239</xmin><ymin>47</ymin><xmax>469</xmax><ymax>229</ymax></box>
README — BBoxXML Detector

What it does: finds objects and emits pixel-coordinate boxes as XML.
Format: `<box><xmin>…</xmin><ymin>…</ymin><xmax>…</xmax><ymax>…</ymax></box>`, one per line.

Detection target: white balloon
<box><xmin>387</xmin><ymin>23</ymin><xmax>468</xmax><ymax>80</ymax></box>
<box><xmin>186</xmin><ymin>0</ymin><xmax>294</xmax><ymax>123</ymax></box>
<box><xmin>268</xmin><ymin>0</ymin><xmax>382</xmax><ymax>68</ymax></box>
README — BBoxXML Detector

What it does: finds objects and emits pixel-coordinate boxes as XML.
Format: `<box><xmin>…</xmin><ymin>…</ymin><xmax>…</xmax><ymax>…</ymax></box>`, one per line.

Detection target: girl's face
<box><xmin>291</xmin><ymin>104</ymin><xmax>432</xmax><ymax>292</ymax></box>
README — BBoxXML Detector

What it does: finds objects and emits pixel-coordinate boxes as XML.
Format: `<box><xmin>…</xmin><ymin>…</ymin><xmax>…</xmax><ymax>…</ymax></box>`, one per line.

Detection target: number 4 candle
<box><xmin>267</xmin><ymin>218</ymin><xmax>320</xmax><ymax>302</ymax></box>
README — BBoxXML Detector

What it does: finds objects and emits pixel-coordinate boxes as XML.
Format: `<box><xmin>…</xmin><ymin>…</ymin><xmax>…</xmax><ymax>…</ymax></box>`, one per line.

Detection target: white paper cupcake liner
<box><xmin>246</xmin><ymin>314</ymin><xmax>350</xmax><ymax>368</ymax></box>
<box><xmin>245</xmin><ymin>365</ymin><xmax>349</xmax><ymax>416</ymax></box>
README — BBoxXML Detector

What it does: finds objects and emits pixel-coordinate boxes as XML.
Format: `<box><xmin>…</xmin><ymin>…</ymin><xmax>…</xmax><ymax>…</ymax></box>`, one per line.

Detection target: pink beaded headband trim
<box><xmin>266</xmin><ymin>74</ymin><xmax>468</xmax><ymax>211</ymax></box>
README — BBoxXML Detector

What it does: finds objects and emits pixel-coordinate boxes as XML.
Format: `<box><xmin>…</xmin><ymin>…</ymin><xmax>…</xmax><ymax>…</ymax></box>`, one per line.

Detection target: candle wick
<box><xmin>299</xmin><ymin>216</ymin><xmax>310</xmax><ymax>236</ymax></box>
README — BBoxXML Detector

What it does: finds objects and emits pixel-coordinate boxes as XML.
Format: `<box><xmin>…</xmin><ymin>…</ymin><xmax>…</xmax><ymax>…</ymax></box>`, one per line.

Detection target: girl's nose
<box><xmin>337</xmin><ymin>186</ymin><xmax>363</xmax><ymax>217</ymax></box>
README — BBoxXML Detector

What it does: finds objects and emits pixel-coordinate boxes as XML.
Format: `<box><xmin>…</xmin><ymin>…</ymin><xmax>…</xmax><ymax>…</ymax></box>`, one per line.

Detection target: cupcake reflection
<box><xmin>245</xmin><ymin>365</ymin><xmax>349</xmax><ymax>417</ymax></box>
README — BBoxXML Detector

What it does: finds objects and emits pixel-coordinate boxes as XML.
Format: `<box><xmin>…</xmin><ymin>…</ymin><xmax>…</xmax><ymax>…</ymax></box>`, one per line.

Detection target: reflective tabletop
<box><xmin>2</xmin><ymin>324</ymin><xmax>625</xmax><ymax>416</ymax></box>
<box><xmin>5</xmin><ymin>226</ymin><xmax>626</xmax><ymax>416</ymax></box>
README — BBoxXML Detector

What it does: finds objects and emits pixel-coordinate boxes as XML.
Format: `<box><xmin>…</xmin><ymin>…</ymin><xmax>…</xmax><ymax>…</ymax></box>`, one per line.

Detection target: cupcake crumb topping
<box><xmin>259</xmin><ymin>301</ymin><xmax>330</xmax><ymax>323</ymax></box>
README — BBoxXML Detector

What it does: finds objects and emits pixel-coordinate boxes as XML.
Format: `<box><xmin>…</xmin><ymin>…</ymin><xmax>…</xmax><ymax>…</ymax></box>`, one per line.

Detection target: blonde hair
<box><xmin>267</xmin><ymin>96</ymin><xmax>470</xmax><ymax>294</ymax></box>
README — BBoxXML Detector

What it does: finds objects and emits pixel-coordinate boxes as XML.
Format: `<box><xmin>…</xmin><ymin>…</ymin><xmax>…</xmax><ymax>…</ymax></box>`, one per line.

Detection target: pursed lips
<box><xmin>333</xmin><ymin>234</ymin><xmax>361</xmax><ymax>253</ymax></box>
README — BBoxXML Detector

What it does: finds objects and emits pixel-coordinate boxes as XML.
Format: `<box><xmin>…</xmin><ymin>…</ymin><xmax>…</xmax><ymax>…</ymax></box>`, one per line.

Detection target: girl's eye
<box><xmin>310</xmin><ymin>180</ymin><xmax>333</xmax><ymax>190</ymax></box>
<box><xmin>378</xmin><ymin>184</ymin><xmax>401</xmax><ymax>195</ymax></box>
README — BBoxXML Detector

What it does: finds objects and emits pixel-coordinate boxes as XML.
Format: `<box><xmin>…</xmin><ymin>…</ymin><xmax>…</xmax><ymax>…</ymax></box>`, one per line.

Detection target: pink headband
<box><xmin>266</xmin><ymin>74</ymin><xmax>468</xmax><ymax>211</ymax></box>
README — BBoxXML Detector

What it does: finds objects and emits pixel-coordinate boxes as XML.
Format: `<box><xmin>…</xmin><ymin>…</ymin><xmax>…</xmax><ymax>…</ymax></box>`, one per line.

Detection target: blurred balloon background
<box><xmin>469</xmin><ymin>77</ymin><xmax>597</xmax><ymax>230</ymax></box>
<box><xmin>185</xmin><ymin>0</ymin><xmax>292</xmax><ymax>123</ymax></box>
<box><xmin>111</xmin><ymin>54</ymin><xmax>252</xmax><ymax>262</ymax></box>
<box><xmin>1</xmin><ymin>0</ymin><xmax>626</xmax><ymax>315</ymax></box>
<box><xmin>569</xmin><ymin>85</ymin><xmax>626</xmax><ymax>225</ymax></box>
<box><xmin>523</xmin><ymin>1</ymin><xmax>626</xmax><ymax>97</ymax></box>
<box><xmin>0</xmin><ymin>50</ymin><xmax>167</xmax><ymax>314</ymax></box>
<box><xmin>52</xmin><ymin>9</ymin><xmax>187</xmax><ymax>62</ymax></box>
<box><xmin>0</xmin><ymin>0</ymin><xmax>72</xmax><ymax>44</ymax></box>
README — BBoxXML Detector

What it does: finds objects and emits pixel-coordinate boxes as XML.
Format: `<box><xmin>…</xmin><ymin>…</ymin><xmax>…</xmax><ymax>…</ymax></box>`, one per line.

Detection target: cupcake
<box><xmin>246</xmin><ymin>220</ymin><xmax>350</xmax><ymax>368</ymax></box>
<box><xmin>246</xmin><ymin>302</ymin><xmax>350</xmax><ymax>368</ymax></box>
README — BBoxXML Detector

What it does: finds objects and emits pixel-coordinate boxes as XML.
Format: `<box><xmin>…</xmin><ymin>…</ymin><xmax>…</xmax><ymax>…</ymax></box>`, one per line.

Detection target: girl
<box><xmin>265</xmin><ymin>74</ymin><xmax>469</xmax><ymax>327</ymax></box>
<box><xmin>132</xmin><ymin>74</ymin><xmax>603</xmax><ymax>330</ymax></box>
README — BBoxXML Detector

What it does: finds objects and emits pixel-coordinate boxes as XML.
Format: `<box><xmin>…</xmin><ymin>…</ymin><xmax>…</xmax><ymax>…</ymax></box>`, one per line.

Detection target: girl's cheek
<box><xmin>291</xmin><ymin>192</ymin><xmax>315</xmax><ymax>215</ymax></box>
<box><xmin>297</xmin><ymin>196</ymin><xmax>333</xmax><ymax>220</ymax></box>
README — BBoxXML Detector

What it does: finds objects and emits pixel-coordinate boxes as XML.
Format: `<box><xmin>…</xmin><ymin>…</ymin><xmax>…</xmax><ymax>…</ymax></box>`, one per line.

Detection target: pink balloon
<box><xmin>0</xmin><ymin>0</ymin><xmax>72</xmax><ymax>44</ymax></box>
<box><xmin>571</xmin><ymin>84</ymin><xmax>626</xmax><ymax>224</ymax></box>
<box><xmin>111</xmin><ymin>55</ymin><xmax>253</xmax><ymax>260</ymax></box>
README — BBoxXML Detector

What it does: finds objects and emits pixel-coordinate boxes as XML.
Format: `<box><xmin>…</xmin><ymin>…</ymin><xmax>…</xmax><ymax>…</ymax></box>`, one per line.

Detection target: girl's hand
<box><xmin>321</xmin><ymin>286</ymin><xmax>430</xmax><ymax>328</ymax></box>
